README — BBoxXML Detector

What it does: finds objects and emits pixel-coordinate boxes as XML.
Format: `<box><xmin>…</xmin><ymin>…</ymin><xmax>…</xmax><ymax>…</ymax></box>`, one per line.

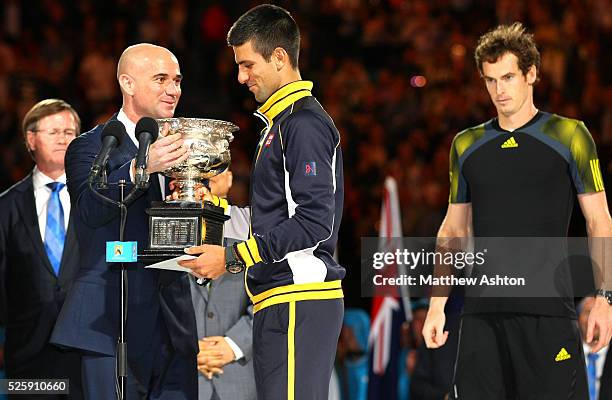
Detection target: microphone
<box><xmin>134</xmin><ymin>117</ymin><xmax>160</xmax><ymax>188</ymax></box>
<box><xmin>89</xmin><ymin>120</ymin><xmax>125</xmax><ymax>184</ymax></box>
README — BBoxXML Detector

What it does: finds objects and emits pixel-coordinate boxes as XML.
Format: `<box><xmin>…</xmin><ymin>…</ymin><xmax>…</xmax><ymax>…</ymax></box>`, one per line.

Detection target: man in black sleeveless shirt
<box><xmin>422</xmin><ymin>23</ymin><xmax>612</xmax><ymax>399</ymax></box>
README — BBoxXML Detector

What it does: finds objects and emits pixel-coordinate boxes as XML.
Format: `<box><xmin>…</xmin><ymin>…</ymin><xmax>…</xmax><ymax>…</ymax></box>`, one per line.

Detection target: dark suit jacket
<box><xmin>50</xmin><ymin>116</ymin><xmax>198</xmax><ymax>365</ymax></box>
<box><xmin>599</xmin><ymin>348</ymin><xmax>612</xmax><ymax>400</ymax></box>
<box><xmin>0</xmin><ymin>172</ymin><xmax>81</xmax><ymax>376</ymax></box>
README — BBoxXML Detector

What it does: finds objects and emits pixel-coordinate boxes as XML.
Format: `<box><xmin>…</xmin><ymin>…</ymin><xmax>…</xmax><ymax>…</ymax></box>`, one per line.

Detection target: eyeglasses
<box><xmin>32</xmin><ymin>129</ymin><xmax>78</xmax><ymax>139</ymax></box>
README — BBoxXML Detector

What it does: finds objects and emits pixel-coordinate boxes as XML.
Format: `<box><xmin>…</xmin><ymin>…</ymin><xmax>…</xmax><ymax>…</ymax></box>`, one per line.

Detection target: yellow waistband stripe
<box><xmin>252</xmin><ymin>280</ymin><xmax>342</xmax><ymax>304</ymax></box>
<box><xmin>253</xmin><ymin>287</ymin><xmax>344</xmax><ymax>314</ymax></box>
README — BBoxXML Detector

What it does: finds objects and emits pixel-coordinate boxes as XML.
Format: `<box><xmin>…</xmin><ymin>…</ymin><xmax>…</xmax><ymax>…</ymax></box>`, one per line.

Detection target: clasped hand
<box><xmin>197</xmin><ymin>336</ymin><xmax>236</xmax><ymax>379</ymax></box>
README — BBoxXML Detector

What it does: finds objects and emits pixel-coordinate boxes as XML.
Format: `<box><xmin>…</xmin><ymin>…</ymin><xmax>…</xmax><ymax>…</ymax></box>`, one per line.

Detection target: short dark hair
<box><xmin>22</xmin><ymin>98</ymin><xmax>81</xmax><ymax>156</ymax></box>
<box><xmin>227</xmin><ymin>4</ymin><xmax>300</xmax><ymax>69</ymax></box>
<box><xmin>474</xmin><ymin>22</ymin><xmax>540</xmax><ymax>78</ymax></box>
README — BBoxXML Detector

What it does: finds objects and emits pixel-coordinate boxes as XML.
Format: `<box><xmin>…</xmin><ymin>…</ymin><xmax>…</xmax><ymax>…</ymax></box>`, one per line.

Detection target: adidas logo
<box><xmin>501</xmin><ymin>136</ymin><xmax>518</xmax><ymax>148</ymax></box>
<box><xmin>555</xmin><ymin>347</ymin><xmax>571</xmax><ymax>362</ymax></box>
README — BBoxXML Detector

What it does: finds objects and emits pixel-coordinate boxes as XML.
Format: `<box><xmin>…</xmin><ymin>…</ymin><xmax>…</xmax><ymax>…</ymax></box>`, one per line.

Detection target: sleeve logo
<box><xmin>265</xmin><ymin>133</ymin><xmax>275</xmax><ymax>147</ymax></box>
<box><xmin>304</xmin><ymin>161</ymin><xmax>317</xmax><ymax>176</ymax></box>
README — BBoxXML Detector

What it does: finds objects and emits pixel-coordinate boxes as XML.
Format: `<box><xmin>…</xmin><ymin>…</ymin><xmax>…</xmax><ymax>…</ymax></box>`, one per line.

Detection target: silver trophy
<box><xmin>140</xmin><ymin>118</ymin><xmax>238</xmax><ymax>263</ymax></box>
<box><xmin>158</xmin><ymin>117</ymin><xmax>238</xmax><ymax>202</ymax></box>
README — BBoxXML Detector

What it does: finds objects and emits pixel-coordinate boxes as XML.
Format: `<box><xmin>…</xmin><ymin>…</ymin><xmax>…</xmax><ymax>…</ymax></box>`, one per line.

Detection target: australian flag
<box><xmin>368</xmin><ymin>177</ymin><xmax>412</xmax><ymax>400</ymax></box>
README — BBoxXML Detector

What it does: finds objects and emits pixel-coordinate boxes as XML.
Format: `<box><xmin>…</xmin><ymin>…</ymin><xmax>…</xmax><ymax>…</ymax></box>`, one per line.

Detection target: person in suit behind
<box><xmin>579</xmin><ymin>296</ymin><xmax>612</xmax><ymax>400</ymax></box>
<box><xmin>51</xmin><ymin>43</ymin><xmax>197</xmax><ymax>399</ymax></box>
<box><xmin>189</xmin><ymin>170</ymin><xmax>256</xmax><ymax>400</ymax></box>
<box><xmin>0</xmin><ymin>99</ymin><xmax>83</xmax><ymax>399</ymax></box>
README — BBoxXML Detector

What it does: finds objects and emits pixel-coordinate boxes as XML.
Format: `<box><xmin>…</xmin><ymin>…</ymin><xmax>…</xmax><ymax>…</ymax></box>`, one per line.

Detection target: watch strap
<box><xmin>225</xmin><ymin>243</ymin><xmax>245</xmax><ymax>274</ymax></box>
<box><xmin>595</xmin><ymin>289</ymin><xmax>612</xmax><ymax>305</ymax></box>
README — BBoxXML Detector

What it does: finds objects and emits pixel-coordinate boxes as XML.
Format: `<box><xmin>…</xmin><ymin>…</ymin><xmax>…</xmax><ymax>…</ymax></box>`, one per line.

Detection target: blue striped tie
<box><xmin>45</xmin><ymin>182</ymin><xmax>66</xmax><ymax>275</ymax></box>
<box><xmin>588</xmin><ymin>352</ymin><xmax>599</xmax><ymax>400</ymax></box>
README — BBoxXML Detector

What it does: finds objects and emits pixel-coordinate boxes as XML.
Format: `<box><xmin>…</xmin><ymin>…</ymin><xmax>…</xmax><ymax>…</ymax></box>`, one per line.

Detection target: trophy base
<box><xmin>139</xmin><ymin>249</ymin><xmax>188</xmax><ymax>263</ymax></box>
<box><xmin>138</xmin><ymin>201</ymin><xmax>229</xmax><ymax>264</ymax></box>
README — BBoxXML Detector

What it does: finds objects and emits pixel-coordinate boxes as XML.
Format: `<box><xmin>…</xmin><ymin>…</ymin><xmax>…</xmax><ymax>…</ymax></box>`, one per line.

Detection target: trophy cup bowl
<box><xmin>158</xmin><ymin>117</ymin><xmax>238</xmax><ymax>203</ymax></box>
<box><xmin>139</xmin><ymin>118</ymin><xmax>238</xmax><ymax>264</ymax></box>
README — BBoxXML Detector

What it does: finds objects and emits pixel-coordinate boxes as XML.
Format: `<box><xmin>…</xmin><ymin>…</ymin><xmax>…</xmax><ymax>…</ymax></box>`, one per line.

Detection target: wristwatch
<box><xmin>225</xmin><ymin>244</ymin><xmax>245</xmax><ymax>274</ymax></box>
<box><xmin>595</xmin><ymin>289</ymin><xmax>612</xmax><ymax>305</ymax></box>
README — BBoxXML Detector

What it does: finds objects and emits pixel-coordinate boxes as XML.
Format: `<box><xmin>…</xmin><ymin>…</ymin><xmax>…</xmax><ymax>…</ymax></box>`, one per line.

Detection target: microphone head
<box><xmin>135</xmin><ymin>117</ymin><xmax>160</xmax><ymax>142</ymax></box>
<box><xmin>101</xmin><ymin>120</ymin><xmax>126</xmax><ymax>144</ymax></box>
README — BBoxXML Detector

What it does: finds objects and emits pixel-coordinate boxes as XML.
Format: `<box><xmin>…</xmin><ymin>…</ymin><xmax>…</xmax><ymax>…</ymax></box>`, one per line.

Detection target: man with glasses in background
<box><xmin>0</xmin><ymin>99</ymin><xmax>83</xmax><ymax>399</ymax></box>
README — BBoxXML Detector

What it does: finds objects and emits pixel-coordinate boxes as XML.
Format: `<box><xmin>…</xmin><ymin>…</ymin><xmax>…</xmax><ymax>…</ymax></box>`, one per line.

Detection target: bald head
<box><xmin>117</xmin><ymin>43</ymin><xmax>182</xmax><ymax>121</ymax></box>
<box><xmin>117</xmin><ymin>43</ymin><xmax>178</xmax><ymax>81</ymax></box>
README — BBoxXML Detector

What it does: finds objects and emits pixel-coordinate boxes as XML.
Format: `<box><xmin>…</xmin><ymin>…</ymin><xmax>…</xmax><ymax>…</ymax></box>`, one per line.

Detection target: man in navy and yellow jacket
<box><xmin>179</xmin><ymin>4</ymin><xmax>345</xmax><ymax>400</ymax></box>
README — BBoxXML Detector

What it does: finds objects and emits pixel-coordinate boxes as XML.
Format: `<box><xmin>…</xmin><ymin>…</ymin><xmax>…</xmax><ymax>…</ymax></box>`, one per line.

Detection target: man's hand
<box><xmin>178</xmin><ymin>244</ymin><xmax>226</xmax><ymax>279</ymax></box>
<box><xmin>586</xmin><ymin>296</ymin><xmax>612</xmax><ymax>353</ymax></box>
<box><xmin>197</xmin><ymin>337</ymin><xmax>236</xmax><ymax>379</ymax></box>
<box><xmin>199</xmin><ymin>364</ymin><xmax>223</xmax><ymax>379</ymax></box>
<box><xmin>146</xmin><ymin>123</ymin><xmax>189</xmax><ymax>174</ymax></box>
<box><xmin>422</xmin><ymin>306</ymin><xmax>448</xmax><ymax>349</ymax></box>
<box><xmin>197</xmin><ymin>338</ymin><xmax>224</xmax><ymax>379</ymax></box>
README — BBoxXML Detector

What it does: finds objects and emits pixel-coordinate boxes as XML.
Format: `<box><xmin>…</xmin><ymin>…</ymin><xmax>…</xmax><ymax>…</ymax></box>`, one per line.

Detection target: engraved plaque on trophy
<box><xmin>139</xmin><ymin>118</ymin><xmax>238</xmax><ymax>263</ymax></box>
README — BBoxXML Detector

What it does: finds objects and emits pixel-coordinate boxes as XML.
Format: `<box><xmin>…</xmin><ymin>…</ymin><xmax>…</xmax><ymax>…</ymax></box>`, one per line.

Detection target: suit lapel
<box><xmin>106</xmin><ymin>113</ymin><xmax>164</xmax><ymax>200</ymax></box>
<box><xmin>106</xmin><ymin>122</ymin><xmax>138</xmax><ymax>173</ymax></box>
<box><xmin>204</xmin><ymin>275</ymin><xmax>225</xmax><ymax>301</ymax></box>
<box><xmin>602</xmin><ymin>351</ymin><xmax>612</xmax><ymax>388</ymax></box>
<box><xmin>149</xmin><ymin>173</ymin><xmax>164</xmax><ymax>202</ymax></box>
<box><xmin>194</xmin><ymin>275</ymin><xmax>224</xmax><ymax>302</ymax></box>
<box><xmin>15</xmin><ymin>175</ymin><xmax>56</xmax><ymax>277</ymax></box>
<box><xmin>58</xmin><ymin>210</ymin><xmax>78</xmax><ymax>283</ymax></box>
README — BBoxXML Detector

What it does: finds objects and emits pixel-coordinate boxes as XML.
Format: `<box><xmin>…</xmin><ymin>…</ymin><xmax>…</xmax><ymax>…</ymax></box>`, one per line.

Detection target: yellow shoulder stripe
<box><xmin>590</xmin><ymin>159</ymin><xmax>604</xmax><ymax>191</ymax></box>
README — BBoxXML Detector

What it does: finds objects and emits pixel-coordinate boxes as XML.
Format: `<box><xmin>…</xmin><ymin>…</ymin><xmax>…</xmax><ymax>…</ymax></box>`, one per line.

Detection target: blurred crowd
<box><xmin>1</xmin><ymin>0</ymin><xmax>611</xmax><ymax>307</ymax></box>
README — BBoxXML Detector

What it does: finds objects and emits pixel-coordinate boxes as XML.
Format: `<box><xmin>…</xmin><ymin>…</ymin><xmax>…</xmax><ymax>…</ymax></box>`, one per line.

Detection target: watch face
<box><xmin>226</xmin><ymin>262</ymin><xmax>245</xmax><ymax>274</ymax></box>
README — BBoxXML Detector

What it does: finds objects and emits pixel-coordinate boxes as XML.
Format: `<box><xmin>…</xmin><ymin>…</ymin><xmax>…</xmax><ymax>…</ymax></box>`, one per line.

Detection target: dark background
<box><xmin>1</xmin><ymin>0</ymin><xmax>611</xmax><ymax>310</ymax></box>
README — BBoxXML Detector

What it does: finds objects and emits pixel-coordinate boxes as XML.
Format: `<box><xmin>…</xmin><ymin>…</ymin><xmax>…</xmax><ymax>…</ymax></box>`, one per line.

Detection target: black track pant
<box><xmin>253</xmin><ymin>298</ymin><xmax>343</xmax><ymax>400</ymax></box>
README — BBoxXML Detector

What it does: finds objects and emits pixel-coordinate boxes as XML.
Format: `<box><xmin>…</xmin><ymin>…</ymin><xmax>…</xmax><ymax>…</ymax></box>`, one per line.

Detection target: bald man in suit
<box><xmin>51</xmin><ymin>44</ymin><xmax>197</xmax><ymax>399</ymax></box>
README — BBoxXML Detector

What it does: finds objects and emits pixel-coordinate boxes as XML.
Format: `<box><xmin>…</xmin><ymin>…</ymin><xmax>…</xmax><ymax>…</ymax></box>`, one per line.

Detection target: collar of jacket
<box><xmin>254</xmin><ymin>80</ymin><xmax>313</xmax><ymax>128</ymax></box>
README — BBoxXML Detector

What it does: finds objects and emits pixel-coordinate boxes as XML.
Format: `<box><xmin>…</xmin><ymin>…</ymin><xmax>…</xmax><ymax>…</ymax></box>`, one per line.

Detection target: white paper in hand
<box><xmin>145</xmin><ymin>255</ymin><xmax>197</xmax><ymax>275</ymax></box>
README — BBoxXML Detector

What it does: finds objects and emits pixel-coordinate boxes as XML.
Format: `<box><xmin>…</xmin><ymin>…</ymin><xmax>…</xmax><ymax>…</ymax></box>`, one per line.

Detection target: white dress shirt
<box><xmin>117</xmin><ymin>109</ymin><xmax>166</xmax><ymax>198</ymax></box>
<box><xmin>117</xmin><ymin>108</ymin><xmax>138</xmax><ymax>147</ymax></box>
<box><xmin>33</xmin><ymin>166</ymin><xmax>70</xmax><ymax>241</ymax></box>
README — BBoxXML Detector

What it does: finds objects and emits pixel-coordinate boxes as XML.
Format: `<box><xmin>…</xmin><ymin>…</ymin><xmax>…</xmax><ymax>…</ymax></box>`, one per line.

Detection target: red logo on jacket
<box><xmin>265</xmin><ymin>133</ymin><xmax>275</xmax><ymax>147</ymax></box>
